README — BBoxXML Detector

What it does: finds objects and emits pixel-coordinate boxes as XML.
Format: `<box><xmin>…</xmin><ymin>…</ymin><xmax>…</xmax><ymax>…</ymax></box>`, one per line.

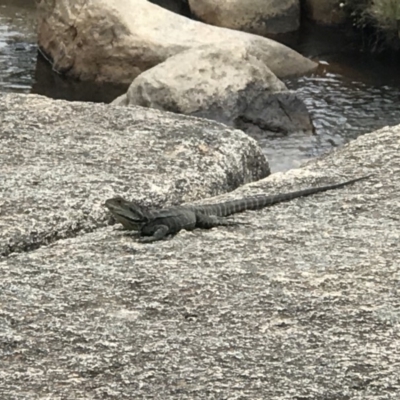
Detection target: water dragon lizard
<box><xmin>105</xmin><ymin>175</ymin><xmax>369</xmax><ymax>243</ymax></box>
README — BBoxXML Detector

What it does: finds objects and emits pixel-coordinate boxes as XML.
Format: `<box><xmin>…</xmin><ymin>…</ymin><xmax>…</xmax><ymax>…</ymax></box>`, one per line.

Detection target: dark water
<box><xmin>1</xmin><ymin>1</ymin><xmax>400</xmax><ymax>172</ymax></box>
<box><xmin>267</xmin><ymin>68</ymin><xmax>400</xmax><ymax>171</ymax></box>
<box><xmin>0</xmin><ymin>0</ymin><xmax>36</xmax><ymax>92</ymax></box>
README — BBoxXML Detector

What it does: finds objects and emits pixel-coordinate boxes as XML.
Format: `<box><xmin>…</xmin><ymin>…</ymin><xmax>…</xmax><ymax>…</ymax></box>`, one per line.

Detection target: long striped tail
<box><xmin>198</xmin><ymin>175</ymin><xmax>371</xmax><ymax>217</ymax></box>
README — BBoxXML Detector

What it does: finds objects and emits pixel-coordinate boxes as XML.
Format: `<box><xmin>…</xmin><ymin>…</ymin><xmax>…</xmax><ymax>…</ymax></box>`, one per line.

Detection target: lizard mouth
<box><xmin>105</xmin><ymin>197</ymin><xmax>148</xmax><ymax>231</ymax></box>
<box><xmin>112</xmin><ymin>212</ymin><xmax>144</xmax><ymax>231</ymax></box>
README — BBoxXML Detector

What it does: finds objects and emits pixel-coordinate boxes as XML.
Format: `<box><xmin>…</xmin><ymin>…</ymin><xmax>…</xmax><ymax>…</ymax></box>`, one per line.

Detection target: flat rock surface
<box><xmin>0</xmin><ymin>93</ymin><xmax>269</xmax><ymax>258</ymax></box>
<box><xmin>1</xmin><ymin>123</ymin><xmax>399</xmax><ymax>399</ymax></box>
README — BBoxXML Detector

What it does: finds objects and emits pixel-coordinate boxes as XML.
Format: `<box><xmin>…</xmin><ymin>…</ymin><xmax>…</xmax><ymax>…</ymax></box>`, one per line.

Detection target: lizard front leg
<box><xmin>139</xmin><ymin>225</ymin><xmax>170</xmax><ymax>243</ymax></box>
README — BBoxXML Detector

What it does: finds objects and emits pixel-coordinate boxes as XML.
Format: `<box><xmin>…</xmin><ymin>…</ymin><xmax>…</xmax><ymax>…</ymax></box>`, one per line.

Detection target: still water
<box><xmin>1</xmin><ymin>1</ymin><xmax>400</xmax><ymax>172</ymax></box>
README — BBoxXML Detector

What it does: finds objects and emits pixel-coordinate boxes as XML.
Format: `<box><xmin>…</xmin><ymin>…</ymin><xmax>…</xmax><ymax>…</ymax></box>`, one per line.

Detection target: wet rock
<box><xmin>303</xmin><ymin>0</ymin><xmax>347</xmax><ymax>25</ymax></box>
<box><xmin>36</xmin><ymin>0</ymin><xmax>317</xmax><ymax>84</ymax></box>
<box><xmin>188</xmin><ymin>0</ymin><xmax>300</xmax><ymax>35</ymax></box>
<box><xmin>0</xmin><ymin>92</ymin><xmax>269</xmax><ymax>258</ymax></box>
<box><xmin>112</xmin><ymin>43</ymin><xmax>314</xmax><ymax>136</ymax></box>
<box><xmin>0</xmin><ymin>124</ymin><xmax>398</xmax><ymax>398</ymax></box>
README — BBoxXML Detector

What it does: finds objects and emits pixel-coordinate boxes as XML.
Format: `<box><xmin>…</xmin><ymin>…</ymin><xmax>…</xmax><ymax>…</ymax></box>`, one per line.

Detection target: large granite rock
<box><xmin>188</xmin><ymin>0</ymin><xmax>300</xmax><ymax>35</ymax></box>
<box><xmin>0</xmin><ymin>92</ymin><xmax>269</xmax><ymax>258</ymax></box>
<box><xmin>36</xmin><ymin>0</ymin><xmax>317</xmax><ymax>85</ymax></box>
<box><xmin>0</xmin><ymin>120</ymin><xmax>398</xmax><ymax>398</ymax></box>
<box><xmin>112</xmin><ymin>44</ymin><xmax>314</xmax><ymax>136</ymax></box>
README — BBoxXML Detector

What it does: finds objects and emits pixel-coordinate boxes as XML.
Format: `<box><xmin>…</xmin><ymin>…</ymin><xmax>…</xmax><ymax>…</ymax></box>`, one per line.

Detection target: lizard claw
<box><xmin>138</xmin><ymin>236</ymin><xmax>157</xmax><ymax>243</ymax></box>
<box><xmin>138</xmin><ymin>237</ymin><xmax>151</xmax><ymax>243</ymax></box>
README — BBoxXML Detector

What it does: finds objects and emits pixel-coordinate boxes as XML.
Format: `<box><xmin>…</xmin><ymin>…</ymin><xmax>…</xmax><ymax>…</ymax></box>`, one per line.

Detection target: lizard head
<box><xmin>105</xmin><ymin>196</ymin><xmax>149</xmax><ymax>231</ymax></box>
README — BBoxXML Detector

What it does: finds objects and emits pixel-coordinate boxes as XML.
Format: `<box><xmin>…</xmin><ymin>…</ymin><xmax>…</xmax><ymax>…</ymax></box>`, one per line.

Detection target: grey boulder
<box><xmin>112</xmin><ymin>44</ymin><xmax>314</xmax><ymax>136</ymax></box>
<box><xmin>0</xmin><ymin>92</ymin><xmax>269</xmax><ymax>258</ymax></box>
<box><xmin>36</xmin><ymin>0</ymin><xmax>317</xmax><ymax>84</ymax></box>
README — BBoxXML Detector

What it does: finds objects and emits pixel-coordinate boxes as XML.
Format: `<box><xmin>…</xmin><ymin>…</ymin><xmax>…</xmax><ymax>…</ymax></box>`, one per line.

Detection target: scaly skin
<box><xmin>105</xmin><ymin>175</ymin><xmax>370</xmax><ymax>243</ymax></box>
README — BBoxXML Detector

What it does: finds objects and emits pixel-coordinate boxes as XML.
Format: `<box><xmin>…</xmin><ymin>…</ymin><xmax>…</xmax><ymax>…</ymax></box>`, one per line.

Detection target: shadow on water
<box><xmin>1</xmin><ymin>0</ymin><xmax>400</xmax><ymax>171</ymax></box>
<box><xmin>32</xmin><ymin>53</ymin><xmax>128</xmax><ymax>103</ymax></box>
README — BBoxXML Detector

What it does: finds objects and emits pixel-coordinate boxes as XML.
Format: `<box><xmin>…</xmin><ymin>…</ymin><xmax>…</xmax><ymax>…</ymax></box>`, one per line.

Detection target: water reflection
<box><xmin>0</xmin><ymin>0</ymin><xmax>36</xmax><ymax>92</ymax></box>
<box><xmin>262</xmin><ymin>71</ymin><xmax>400</xmax><ymax>171</ymax></box>
<box><xmin>32</xmin><ymin>54</ymin><xmax>127</xmax><ymax>103</ymax></box>
<box><xmin>259</xmin><ymin>71</ymin><xmax>400</xmax><ymax>172</ymax></box>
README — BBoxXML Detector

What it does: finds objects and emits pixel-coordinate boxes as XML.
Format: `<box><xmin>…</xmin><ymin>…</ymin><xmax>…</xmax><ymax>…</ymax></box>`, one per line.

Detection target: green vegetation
<box><xmin>369</xmin><ymin>0</ymin><xmax>400</xmax><ymax>29</ymax></box>
<box><xmin>342</xmin><ymin>0</ymin><xmax>400</xmax><ymax>51</ymax></box>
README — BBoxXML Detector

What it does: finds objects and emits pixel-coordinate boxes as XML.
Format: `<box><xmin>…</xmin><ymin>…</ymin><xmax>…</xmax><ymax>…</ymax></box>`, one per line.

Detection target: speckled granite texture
<box><xmin>0</xmin><ymin>93</ymin><xmax>269</xmax><ymax>258</ymax></box>
<box><xmin>1</xmin><ymin>92</ymin><xmax>399</xmax><ymax>399</ymax></box>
